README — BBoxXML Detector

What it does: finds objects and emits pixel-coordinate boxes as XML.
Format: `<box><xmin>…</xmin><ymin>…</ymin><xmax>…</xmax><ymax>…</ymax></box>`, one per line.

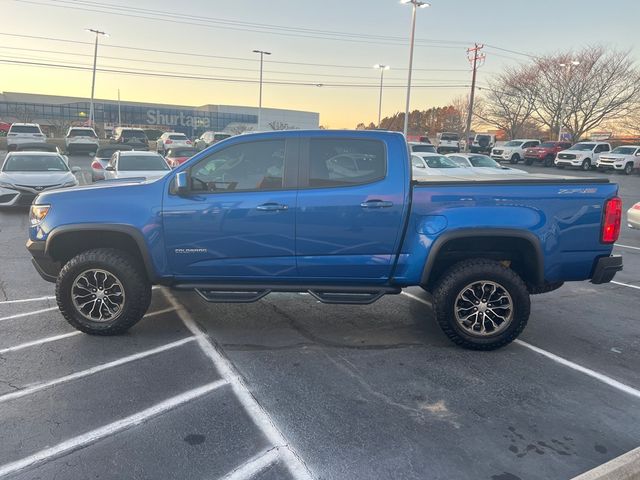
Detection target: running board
<box><xmin>174</xmin><ymin>283</ymin><xmax>400</xmax><ymax>305</ymax></box>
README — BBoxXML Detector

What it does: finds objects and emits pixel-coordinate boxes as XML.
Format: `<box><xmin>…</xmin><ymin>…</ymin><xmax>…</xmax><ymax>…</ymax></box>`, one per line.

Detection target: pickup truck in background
<box><xmin>555</xmin><ymin>142</ymin><xmax>612</xmax><ymax>170</ymax></box>
<box><xmin>436</xmin><ymin>132</ymin><xmax>461</xmax><ymax>154</ymax></box>
<box><xmin>27</xmin><ymin>130</ymin><xmax>623</xmax><ymax>351</ymax></box>
<box><xmin>524</xmin><ymin>141</ymin><xmax>573</xmax><ymax>167</ymax></box>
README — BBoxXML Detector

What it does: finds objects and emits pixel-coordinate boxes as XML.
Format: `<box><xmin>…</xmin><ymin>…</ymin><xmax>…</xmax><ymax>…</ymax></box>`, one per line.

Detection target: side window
<box><xmin>308</xmin><ymin>138</ymin><xmax>386</xmax><ymax>188</ymax></box>
<box><xmin>189</xmin><ymin>140</ymin><xmax>285</xmax><ymax>193</ymax></box>
<box><xmin>595</xmin><ymin>144</ymin><xmax>607</xmax><ymax>153</ymax></box>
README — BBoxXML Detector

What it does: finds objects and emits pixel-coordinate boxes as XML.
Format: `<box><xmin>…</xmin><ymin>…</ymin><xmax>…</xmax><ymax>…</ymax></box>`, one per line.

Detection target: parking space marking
<box><xmin>611</xmin><ymin>280</ymin><xmax>640</xmax><ymax>291</ymax></box>
<box><xmin>220</xmin><ymin>448</ymin><xmax>280</xmax><ymax>480</ymax></box>
<box><xmin>0</xmin><ymin>307</ymin><xmax>177</xmax><ymax>355</ymax></box>
<box><xmin>0</xmin><ymin>336</ymin><xmax>197</xmax><ymax>404</ymax></box>
<box><xmin>0</xmin><ymin>379</ymin><xmax>228</xmax><ymax>478</ymax></box>
<box><xmin>615</xmin><ymin>243</ymin><xmax>640</xmax><ymax>251</ymax></box>
<box><xmin>402</xmin><ymin>292</ymin><xmax>640</xmax><ymax>400</ymax></box>
<box><xmin>0</xmin><ymin>296</ymin><xmax>55</xmax><ymax>305</ymax></box>
<box><xmin>161</xmin><ymin>288</ymin><xmax>314</xmax><ymax>480</ymax></box>
<box><xmin>0</xmin><ymin>307</ymin><xmax>58</xmax><ymax>323</ymax></box>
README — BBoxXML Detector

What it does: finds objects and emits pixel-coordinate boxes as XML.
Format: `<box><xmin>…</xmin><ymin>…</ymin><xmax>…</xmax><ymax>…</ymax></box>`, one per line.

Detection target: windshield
<box><xmin>571</xmin><ymin>143</ymin><xmax>596</xmax><ymax>151</ymax></box>
<box><xmin>168</xmin><ymin>134</ymin><xmax>187</xmax><ymax>140</ymax></box>
<box><xmin>476</xmin><ymin>135</ymin><xmax>491</xmax><ymax>141</ymax></box>
<box><xmin>448</xmin><ymin>156</ymin><xmax>469</xmax><ymax>167</ymax></box>
<box><xmin>68</xmin><ymin>129</ymin><xmax>97</xmax><ymax>137</ymax></box>
<box><xmin>213</xmin><ymin>134</ymin><xmax>231</xmax><ymax>141</ymax></box>
<box><xmin>3</xmin><ymin>154</ymin><xmax>68</xmax><ymax>172</ymax></box>
<box><xmin>121</xmin><ymin>130</ymin><xmax>148</xmax><ymax>140</ymax></box>
<box><xmin>423</xmin><ymin>155</ymin><xmax>459</xmax><ymax>169</ymax></box>
<box><xmin>118</xmin><ymin>155</ymin><xmax>169</xmax><ymax>171</ymax></box>
<box><xmin>611</xmin><ymin>147</ymin><xmax>637</xmax><ymax>155</ymax></box>
<box><xmin>96</xmin><ymin>148</ymin><xmax>121</xmax><ymax>158</ymax></box>
<box><xmin>412</xmin><ymin>145</ymin><xmax>436</xmax><ymax>153</ymax></box>
<box><xmin>167</xmin><ymin>148</ymin><xmax>198</xmax><ymax>158</ymax></box>
<box><xmin>440</xmin><ymin>133</ymin><xmax>459</xmax><ymax>141</ymax></box>
<box><xmin>10</xmin><ymin>125</ymin><xmax>41</xmax><ymax>134</ymax></box>
<box><xmin>539</xmin><ymin>142</ymin><xmax>557</xmax><ymax>148</ymax></box>
<box><xmin>504</xmin><ymin>141</ymin><xmax>523</xmax><ymax>147</ymax></box>
<box><xmin>468</xmin><ymin>155</ymin><xmax>499</xmax><ymax>167</ymax></box>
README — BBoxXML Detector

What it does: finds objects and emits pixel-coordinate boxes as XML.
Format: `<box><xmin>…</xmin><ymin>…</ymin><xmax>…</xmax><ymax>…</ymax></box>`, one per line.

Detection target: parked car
<box><xmin>0</xmin><ymin>152</ymin><xmax>79</xmax><ymax>206</ymax></box>
<box><xmin>156</xmin><ymin>132</ymin><xmax>192</xmax><ymax>154</ymax></box>
<box><xmin>112</xmin><ymin>127</ymin><xmax>149</xmax><ymax>150</ymax></box>
<box><xmin>555</xmin><ymin>142</ymin><xmax>611</xmax><ymax>170</ymax></box>
<box><xmin>411</xmin><ymin>153</ymin><xmax>476</xmax><ymax>178</ymax></box>
<box><xmin>436</xmin><ymin>132</ymin><xmax>461</xmax><ymax>154</ymax></box>
<box><xmin>492</xmin><ymin>139</ymin><xmax>541</xmax><ymax>164</ymax></box>
<box><xmin>90</xmin><ymin>145</ymin><xmax>134</xmax><ymax>181</ymax></box>
<box><xmin>104</xmin><ymin>151</ymin><xmax>171</xmax><ymax>181</ymax></box>
<box><xmin>447</xmin><ymin>153</ymin><xmax>526</xmax><ymax>175</ymax></box>
<box><xmin>524</xmin><ymin>141</ymin><xmax>572</xmax><ymax>167</ymax></box>
<box><xmin>65</xmin><ymin>127</ymin><xmax>99</xmax><ymax>154</ymax></box>
<box><xmin>596</xmin><ymin>145</ymin><xmax>640</xmax><ymax>175</ymax></box>
<box><xmin>469</xmin><ymin>133</ymin><xmax>496</xmax><ymax>154</ymax></box>
<box><xmin>628</xmin><ymin>202</ymin><xmax>640</xmax><ymax>229</ymax></box>
<box><xmin>6</xmin><ymin>123</ymin><xmax>46</xmax><ymax>151</ymax></box>
<box><xmin>14</xmin><ymin>142</ymin><xmax>61</xmax><ymax>154</ymax></box>
<box><xmin>195</xmin><ymin>131</ymin><xmax>232</xmax><ymax>150</ymax></box>
<box><xmin>165</xmin><ymin>147</ymin><xmax>199</xmax><ymax>168</ymax></box>
<box><xmin>408</xmin><ymin>142</ymin><xmax>437</xmax><ymax>154</ymax></box>
<box><xmin>27</xmin><ymin>130</ymin><xmax>623</xmax><ymax>351</ymax></box>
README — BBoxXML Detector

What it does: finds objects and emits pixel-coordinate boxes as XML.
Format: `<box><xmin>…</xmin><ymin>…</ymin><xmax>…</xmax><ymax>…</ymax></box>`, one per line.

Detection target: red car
<box><xmin>524</xmin><ymin>141</ymin><xmax>572</xmax><ymax>167</ymax></box>
<box><xmin>164</xmin><ymin>147</ymin><xmax>199</xmax><ymax>168</ymax></box>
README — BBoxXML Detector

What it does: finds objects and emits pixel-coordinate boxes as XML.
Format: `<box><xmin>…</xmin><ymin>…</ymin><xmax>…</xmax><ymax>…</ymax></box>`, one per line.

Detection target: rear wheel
<box><xmin>524</xmin><ymin>158</ymin><xmax>534</xmax><ymax>166</ymax></box>
<box><xmin>432</xmin><ymin>259</ymin><xmax>530</xmax><ymax>350</ymax></box>
<box><xmin>581</xmin><ymin>158</ymin><xmax>592</xmax><ymax>171</ymax></box>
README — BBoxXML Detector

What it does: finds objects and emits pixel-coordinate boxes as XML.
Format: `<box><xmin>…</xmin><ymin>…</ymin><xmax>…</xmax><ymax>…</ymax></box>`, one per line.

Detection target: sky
<box><xmin>1</xmin><ymin>0</ymin><xmax>639</xmax><ymax>128</ymax></box>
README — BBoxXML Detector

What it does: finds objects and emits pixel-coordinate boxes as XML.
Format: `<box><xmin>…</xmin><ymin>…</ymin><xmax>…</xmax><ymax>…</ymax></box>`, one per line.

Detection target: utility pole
<box><xmin>252</xmin><ymin>49</ymin><xmax>271</xmax><ymax>131</ymax></box>
<box><xmin>464</xmin><ymin>43</ymin><xmax>485</xmax><ymax>151</ymax></box>
<box><xmin>117</xmin><ymin>88</ymin><xmax>121</xmax><ymax>125</ymax></box>
<box><xmin>374</xmin><ymin>64</ymin><xmax>390</xmax><ymax>127</ymax></box>
<box><xmin>85</xmin><ymin>28</ymin><xmax>108</xmax><ymax>127</ymax></box>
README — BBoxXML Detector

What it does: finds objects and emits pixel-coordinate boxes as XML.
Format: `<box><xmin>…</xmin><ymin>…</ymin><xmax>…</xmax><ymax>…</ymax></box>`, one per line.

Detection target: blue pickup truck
<box><xmin>26</xmin><ymin>130</ymin><xmax>623</xmax><ymax>350</ymax></box>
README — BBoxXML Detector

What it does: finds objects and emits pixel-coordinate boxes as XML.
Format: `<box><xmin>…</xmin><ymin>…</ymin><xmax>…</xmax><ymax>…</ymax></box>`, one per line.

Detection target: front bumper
<box><xmin>590</xmin><ymin>255</ymin><xmax>623</xmax><ymax>284</ymax></box>
<box><xmin>26</xmin><ymin>239</ymin><xmax>60</xmax><ymax>283</ymax></box>
<box><xmin>0</xmin><ymin>188</ymin><xmax>37</xmax><ymax>207</ymax></box>
<box><xmin>555</xmin><ymin>159</ymin><xmax>583</xmax><ymax>167</ymax></box>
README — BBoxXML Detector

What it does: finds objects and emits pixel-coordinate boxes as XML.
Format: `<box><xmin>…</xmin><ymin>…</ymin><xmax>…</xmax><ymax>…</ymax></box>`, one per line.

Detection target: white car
<box><xmin>411</xmin><ymin>153</ymin><xmax>476</xmax><ymax>178</ymax></box>
<box><xmin>408</xmin><ymin>142</ymin><xmax>437</xmax><ymax>154</ymax></box>
<box><xmin>447</xmin><ymin>153</ymin><xmax>526</xmax><ymax>175</ymax></box>
<box><xmin>0</xmin><ymin>152</ymin><xmax>79</xmax><ymax>206</ymax></box>
<box><xmin>491</xmin><ymin>139</ymin><xmax>540</xmax><ymax>164</ymax></box>
<box><xmin>156</xmin><ymin>132</ymin><xmax>192</xmax><ymax>154</ymax></box>
<box><xmin>596</xmin><ymin>145</ymin><xmax>640</xmax><ymax>175</ymax></box>
<box><xmin>555</xmin><ymin>142</ymin><xmax>611</xmax><ymax>171</ymax></box>
<box><xmin>104</xmin><ymin>151</ymin><xmax>171</xmax><ymax>181</ymax></box>
<box><xmin>628</xmin><ymin>202</ymin><xmax>640</xmax><ymax>229</ymax></box>
<box><xmin>65</xmin><ymin>127</ymin><xmax>99</xmax><ymax>154</ymax></box>
<box><xmin>7</xmin><ymin>123</ymin><xmax>46</xmax><ymax>151</ymax></box>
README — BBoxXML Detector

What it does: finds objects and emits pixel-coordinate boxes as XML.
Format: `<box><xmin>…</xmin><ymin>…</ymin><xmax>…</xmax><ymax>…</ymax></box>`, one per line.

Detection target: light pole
<box><xmin>252</xmin><ymin>49</ymin><xmax>271</xmax><ymax>130</ymax></box>
<box><xmin>374</xmin><ymin>64</ymin><xmax>390</xmax><ymax>128</ymax></box>
<box><xmin>401</xmin><ymin>0</ymin><xmax>430</xmax><ymax>138</ymax></box>
<box><xmin>85</xmin><ymin>28</ymin><xmax>108</xmax><ymax>127</ymax></box>
<box><xmin>557</xmin><ymin>60</ymin><xmax>580</xmax><ymax>141</ymax></box>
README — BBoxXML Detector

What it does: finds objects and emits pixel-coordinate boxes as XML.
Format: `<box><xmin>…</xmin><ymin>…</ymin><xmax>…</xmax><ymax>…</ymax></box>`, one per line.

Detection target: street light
<box><xmin>252</xmin><ymin>49</ymin><xmax>271</xmax><ymax>130</ymax></box>
<box><xmin>85</xmin><ymin>28</ymin><xmax>108</xmax><ymax>127</ymax></box>
<box><xmin>401</xmin><ymin>0</ymin><xmax>430</xmax><ymax>138</ymax></box>
<box><xmin>374</xmin><ymin>64</ymin><xmax>390</xmax><ymax>128</ymax></box>
<box><xmin>557</xmin><ymin>60</ymin><xmax>580</xmax><ymax>141</ymax></box>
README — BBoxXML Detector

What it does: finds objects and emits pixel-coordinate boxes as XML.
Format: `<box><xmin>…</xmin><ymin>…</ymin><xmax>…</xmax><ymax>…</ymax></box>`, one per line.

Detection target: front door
<box><xmin>163</xmin><ymin>137</ymin><xmax>298</xmax><ymax>280</ymax></box>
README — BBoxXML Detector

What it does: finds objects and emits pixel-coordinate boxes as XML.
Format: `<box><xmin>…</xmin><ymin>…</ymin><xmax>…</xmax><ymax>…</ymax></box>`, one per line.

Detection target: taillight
<box><xmin>186</xmin><ymin>140</ymin><xmax>192</xmax><ymax>144</ymax></box>
<box><xmin>91</xmin><ymin>161</ymin><xmax>103</xmax><ymax>170</ymax></box>
<box><xmin>165</xmin><ymin>139</ymin><xmax>173</xmax><ymax>144</ymax></box>
<box><xmin>633</xmin><ymin>203</ymin><xmax>640</xmax><ymax>211</ymax></box>
<box><xmin>601</xmin><ymin>197</ymin><xmax>622</xmax><ymax>243</ymax></box>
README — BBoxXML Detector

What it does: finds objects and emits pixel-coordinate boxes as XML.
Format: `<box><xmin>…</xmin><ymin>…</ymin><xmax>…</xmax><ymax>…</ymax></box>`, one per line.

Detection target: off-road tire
<box><xmin>509</xmin><ymin>154</ymin><xmax>520</xmax><ymax>164</ymax></box>
<box><xmin>56</xmin><ymin>248</ymin><xmax>152</xmax><ymax>335</ymax></box>
<box><xmin>432</xmin><ymin>259</ymin><xmax>530</xmax><ymax>350</ymax></box>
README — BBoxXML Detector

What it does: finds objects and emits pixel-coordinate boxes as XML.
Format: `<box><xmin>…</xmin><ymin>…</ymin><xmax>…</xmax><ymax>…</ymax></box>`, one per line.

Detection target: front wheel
<box><xmin>509</xmin><ymin>154</ymin><xmax>520</xmax><ymax>164</ymax></box>
<box><xmin>56</xmin><ymin>248</ymin><xmax>152</xmax><ymax>335</ymax></box>
<box><xmin>624</xmin><ymin>163</ymin><xmax>633</xmax><ymax>175</ymax></box>
<box><xmin>544</xmin><ymin>155</ymin><xmax>555</xmax><ymax>167</ymax></box>
<box><xmin>524</xmin><ymin>158</ymin><xmax>534</xmax><ymax>166</ymax></box>
<box><xmin>581</xmin><ymin>158</ymin><xmax>592</xmax><ymax>171</ymax></box>
<box><xmin>432</xmin><ymin>259</ymin><xmax>530</xmax><ymax>350</ymax></box>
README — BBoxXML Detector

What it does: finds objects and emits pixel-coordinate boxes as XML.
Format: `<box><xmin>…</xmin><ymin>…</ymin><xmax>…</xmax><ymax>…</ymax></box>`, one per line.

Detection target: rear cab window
<box><xmin>68</xmin><ymin>129</ymin><xmax>97</xmax><ymax>137</ymax></box>
<box><xmin>9</xmin><ymin>125</ymin><xmax>41</xmax><ymax>134</ymax></box>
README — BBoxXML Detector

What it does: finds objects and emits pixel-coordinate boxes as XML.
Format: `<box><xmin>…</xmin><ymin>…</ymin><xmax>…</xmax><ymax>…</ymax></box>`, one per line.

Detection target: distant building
<box><xmin>0</xmin><ymin>91</ymin><xmax>319</xmax><ymax>137</ymax></box>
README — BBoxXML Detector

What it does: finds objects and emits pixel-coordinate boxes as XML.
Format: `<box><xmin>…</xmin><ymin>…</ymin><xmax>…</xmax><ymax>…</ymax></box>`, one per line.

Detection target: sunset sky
<box><xmin>2</xmin><ymin>0</ymin><xmax>638</xmax><ymax>128</ymax></box>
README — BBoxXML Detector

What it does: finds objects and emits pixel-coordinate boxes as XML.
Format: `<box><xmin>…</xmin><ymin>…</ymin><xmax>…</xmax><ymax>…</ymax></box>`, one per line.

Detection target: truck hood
<box><xmin>559</xmin><ymin>149</ymin><xmax>592</xmax><ymax>155</ymax></box>
<box><xmin>33</xmin><ymin>177</ymin><xmax>153</xmax><ymax>203</ymax></box>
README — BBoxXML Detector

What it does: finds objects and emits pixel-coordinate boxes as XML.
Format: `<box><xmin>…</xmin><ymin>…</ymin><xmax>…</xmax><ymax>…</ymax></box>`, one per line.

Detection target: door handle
<box><xmin>360</xmin><ymin>200</ymin><xmax>394</xmax><ymax>209</ymax></box>
<box><xmin>256</xmin><ymin>203</ymin><xmax>288</xmax><ymax>211</ymax></box>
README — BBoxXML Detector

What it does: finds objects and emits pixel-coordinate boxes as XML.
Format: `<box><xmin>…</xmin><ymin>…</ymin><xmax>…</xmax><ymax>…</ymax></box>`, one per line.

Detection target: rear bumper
<box><xmin>26</xmin><ymin>239</ymin><xmax>60</xmax><ymax>283</ymax></box>
<box><xmin>590</xmin><ymin>255</ymin><xmax>623</xmax><ymax>284</ymax></box>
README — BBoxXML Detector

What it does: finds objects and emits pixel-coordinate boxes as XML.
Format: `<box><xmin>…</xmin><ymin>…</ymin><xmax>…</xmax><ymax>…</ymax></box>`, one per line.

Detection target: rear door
<box><xmin>295</xmin><ymin>135</ymin><xmax>406</xmax><ymax>281</ymax></box>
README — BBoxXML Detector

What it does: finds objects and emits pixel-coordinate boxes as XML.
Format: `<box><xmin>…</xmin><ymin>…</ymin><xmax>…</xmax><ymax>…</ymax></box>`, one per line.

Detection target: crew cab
<box><xmin>596</xmin><ymin>145</ymin><xmax>640</xmax><ymax>175</ymax></box>
<box><xmin>555</xmin><ymin>142</ymin><xmax>611</xmax><ymax>170</ymax></box>
<box><xmin>491</xmin><ymin>139</ymin><xmax>540</xmax><ymax>164</ymax></box>
<box><xmin>524</xmin><ymin>141</ymin><xmax>572</xmax><ymax>167</ymax></box>
<box><xmin>26</xmin><ymin>130</ymin><xmax>623</xmax><ymax>351</ymax></box>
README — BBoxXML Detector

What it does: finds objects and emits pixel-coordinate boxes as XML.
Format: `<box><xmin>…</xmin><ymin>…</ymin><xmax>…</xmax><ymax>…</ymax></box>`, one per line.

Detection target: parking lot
<box><xmin>0</xmin><ymin>152</ymin><xmax>639</xmax><ymax>480</ymax></box>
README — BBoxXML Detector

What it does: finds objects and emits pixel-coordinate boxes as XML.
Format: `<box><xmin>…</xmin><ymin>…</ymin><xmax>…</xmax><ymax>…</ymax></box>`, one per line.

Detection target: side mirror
<box><xmin>175</xmin><ymin>171</ymin><xmax>189</xmax><ymax>195</ymax></box>
<box><xmin>105</xmin><ymin>166</ymin><xmax>115</xmax><ymax>172</ymax></box>
<box><xmin>71</xmin><ymin>166</ymin><xmax>81</xmax><ymax>173</ymax></box>
<box><xmin>415</xmin><ymin>164</ymin><xmax>425</xmax><ymax>169</ymax></box>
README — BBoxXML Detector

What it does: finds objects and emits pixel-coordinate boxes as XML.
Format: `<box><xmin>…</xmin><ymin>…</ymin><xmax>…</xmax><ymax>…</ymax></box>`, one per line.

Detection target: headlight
<box><xmin>62</xmin><ymin>180</ymin><xmax>78</xmax><ymax>187</ymax></box>
<box><xmin>0</xmin><ymin>181</ymin><xmax>15</xmax><ymax>189</ymax></box>
<box><xmin>29</xmin><ymin>204</ymin><xmax>51</xmax><ymax>225</ymax></box>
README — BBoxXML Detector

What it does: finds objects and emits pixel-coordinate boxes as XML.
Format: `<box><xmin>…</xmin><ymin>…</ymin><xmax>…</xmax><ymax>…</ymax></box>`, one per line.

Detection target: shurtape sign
<box><xmin>146</xmin><ymin>110</ymin><xmax>210</xmax><ymax>128</ymax></box>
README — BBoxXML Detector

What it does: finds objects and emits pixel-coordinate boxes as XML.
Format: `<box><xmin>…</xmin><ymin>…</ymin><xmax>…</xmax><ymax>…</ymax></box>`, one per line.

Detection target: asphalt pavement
<box><xmin>0</xmin><ymin>153</ymin><xmax>638</xmax><ymax>480</ymax></box>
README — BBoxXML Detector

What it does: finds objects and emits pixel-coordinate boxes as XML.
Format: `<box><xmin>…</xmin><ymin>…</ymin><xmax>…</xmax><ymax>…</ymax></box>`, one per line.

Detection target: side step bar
<box><xmin>173</xmin><ymin>283</ymin><xmax>401</xmax><ymax>305</ymax></box>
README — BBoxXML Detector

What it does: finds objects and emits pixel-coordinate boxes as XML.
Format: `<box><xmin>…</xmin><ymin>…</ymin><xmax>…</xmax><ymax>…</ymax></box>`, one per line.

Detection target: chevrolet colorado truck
<box><xmin>26</xmin><ymin>130</ymin><xmax>623</xmax><ymax>350</ymax></box>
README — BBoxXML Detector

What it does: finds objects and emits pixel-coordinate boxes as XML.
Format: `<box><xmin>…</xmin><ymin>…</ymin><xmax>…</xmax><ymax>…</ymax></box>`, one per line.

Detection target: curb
<box><xmin>572</xmin><ymin>447</ymin><xmax>640</xmax><ymax>480</ymax></box>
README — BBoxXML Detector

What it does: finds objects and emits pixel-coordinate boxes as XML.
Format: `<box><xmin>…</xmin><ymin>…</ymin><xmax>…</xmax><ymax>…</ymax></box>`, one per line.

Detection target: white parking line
<box><xmin>615</xmin><ymin>243</ymin><xmax>640</xmax><ymax>251</ymax></box>
<box><xmin>0</xmin><ymin>307</ymin><xmax>58</xmax><ymax>323</ymax></box>
<box><xmin>161</xmin><ymin>289</ymin><xmax>314</xmax><ymax>480</ymax></box>
<box><xmin>401</xmin><ymin>291</ymin><xmax>640</xmax><ymax>400</ymax></box>
<box><xmin>220</xmin><ymin>448</ymin><xmax>280</xmax><ymax>480</ymax></box>
<box><xmin>0</xmin><ymin>379</ymin><xmax>228</xmax><ymax>477</ymax></box>
<box><xmin>0</xmin><ymin>336</ymin><xmax>197</xmax><ymax>404</ymax></box>
<box><xmin>0</xmin><ymin>296</ymin><xmax>55</xmax><ymax>305</ymax></box>
<box><xmin>0</xmin><ymin>307</ymin><xmax>176</xmax><ymax>355</ymax></box>
<box><xmin>611</xmin><ymin>280</ymin><xmax>640</xmax><ymax>291</ymax></box>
